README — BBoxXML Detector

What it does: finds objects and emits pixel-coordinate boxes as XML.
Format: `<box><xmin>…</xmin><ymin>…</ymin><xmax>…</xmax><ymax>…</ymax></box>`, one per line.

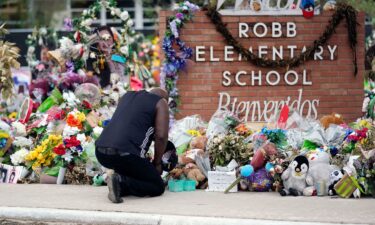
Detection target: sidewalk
<box><xmin>0</xmin><ymin>184</ymin><xmax>374</xmax><ymax>225</ymax></box>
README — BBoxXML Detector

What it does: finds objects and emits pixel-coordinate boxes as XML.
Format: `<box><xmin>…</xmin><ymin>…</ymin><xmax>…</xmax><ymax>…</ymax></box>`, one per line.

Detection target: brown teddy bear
<box><xmin>320</xmin><ymin>113</ymin><xmax>345</xmax><ymax>129</ymax></box>
<box><xmin>169</xmin><ymin>167</ymin><xmax>184</xmax><ymax>180</ymax></box>
<box><xmin>183</xmin><ymin>163</ymin><xmax>206</xmax><ymax>187</ymax></box>
<box><xmin>179</xmin><ymin>136</ymin><xmax>208</xmax><ymax>165</ymax></box>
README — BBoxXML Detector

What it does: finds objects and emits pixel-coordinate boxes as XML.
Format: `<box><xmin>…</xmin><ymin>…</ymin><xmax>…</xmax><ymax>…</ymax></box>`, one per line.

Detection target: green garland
<box><xmin>205</xmin><ymin>3</ymin><xmax>359</xmax><ymax>76</ymax></box>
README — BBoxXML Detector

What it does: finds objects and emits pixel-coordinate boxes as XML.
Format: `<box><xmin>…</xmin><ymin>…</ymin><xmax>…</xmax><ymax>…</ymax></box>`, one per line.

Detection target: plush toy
<box><xmin>304</xmin><ymin>150</ymin><xmax>337</xmax><ymax>196</ymax></box>
<box><xmin>300</xmin><ymin>0</ymin><xmax>314</xmax><ymax>18</ymax></box>
<box><xmin>169</xmin><ymin>167</ymin><xmax>184</xmax><ymax>180</ymax></box>
<box><xmin>280</xmin><ymin>155</ymin><xmax>311</xmax><ymax>196</ymax></box>
<box><xmin>179</xmin><ymin>136</ymin><xmax>207</xmax><ymax>165</ymax></box>
<box><xmin>323</xmin><ymin>0</ymin><xmax>336</xmax><ymax>11</ymax></box>
<box><xmin>190</xmin><ymin>136</ymin><xmax>207</xmax><ymax>150</ymax></box>
<box><xmin>320</xmin><ymin>113</ymin><xmax>344</xmax><ymax>129</ymax></box>
<box><xmin>183</xmin><ymin>163</ymin><xmax>206</xmax><ymax>186</ymax></box>
<box><xmin>328</xmin><ymin>169</ymin><xmax>343</xmax><ymax>196</ymax></box>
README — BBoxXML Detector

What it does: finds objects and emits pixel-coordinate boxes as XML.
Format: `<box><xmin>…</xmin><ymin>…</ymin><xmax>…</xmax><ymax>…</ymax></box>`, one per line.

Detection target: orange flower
<box><xmin>235</xmin><ymin>124</ymin><xmax>249</xmax><ymax>135</ymax></box>
<box><xmin>66</xmin><ymin>114</ymin><xmax>82</xmax><ymax>129</ymax></box>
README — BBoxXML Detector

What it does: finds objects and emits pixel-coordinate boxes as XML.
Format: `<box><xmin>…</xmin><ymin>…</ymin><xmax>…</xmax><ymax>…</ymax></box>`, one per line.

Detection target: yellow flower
<box><xmin>0</xmin><ymin>131</ymin><xmax>9</xmax><ymax>139</ymax></box>
<box><xmin>37</xmin><ymin>153</ymin><xmax>44</xmax><ymax>160</ymax></box>
<box><xmin>76</xmin><ymin>112</ymin><xmax>86</xmax><ymax>122</ymax></box>
<box><xmin>187</xmin><ymin>130</ymin><xmax>201</xmax><ymax>137</ymax></box>
<box><xmin>44</xmin><ymin>160</ymin><xmax>51</xmax><ymax>166</ymax></box>
<box><xmin>359</xmin><ymin>120</ymin><xmax>371</xmax><ymax>129</ymax></box>
<box><xmin>8</xmin><ymin>112</ymin><xmax>17</xmax><ymax>119</ymax></box>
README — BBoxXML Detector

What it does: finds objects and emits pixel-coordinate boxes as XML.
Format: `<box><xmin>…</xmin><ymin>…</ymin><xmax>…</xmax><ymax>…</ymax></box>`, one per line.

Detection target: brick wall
<box><xmin>159</xmin><ymin>10</ymin><xmax>365</xmax><ymax>122</ymax></box>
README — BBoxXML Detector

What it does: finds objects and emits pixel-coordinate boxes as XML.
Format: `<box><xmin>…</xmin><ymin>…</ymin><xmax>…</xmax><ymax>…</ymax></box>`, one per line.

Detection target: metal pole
<box><xmin>100</xmin><ymin>3</ymin><xmax>106</xmax><ymax>26</ymax></box>
<box><xmin>135</xmin><ymin>0</ymin><xmax>144</xmax><ymax>30</ymax></box>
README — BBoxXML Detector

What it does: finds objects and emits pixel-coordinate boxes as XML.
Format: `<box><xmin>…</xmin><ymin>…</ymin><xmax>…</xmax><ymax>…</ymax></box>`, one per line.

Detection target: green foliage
<box><xmin>332</xmin><ymin>0</ymin><xmax>375</xmax><ymax>17</ymax></box>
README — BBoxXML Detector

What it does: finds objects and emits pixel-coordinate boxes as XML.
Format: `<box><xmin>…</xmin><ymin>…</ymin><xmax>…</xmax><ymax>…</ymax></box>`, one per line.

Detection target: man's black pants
<box><xmin>95</xmin><ymin>149</ymin><xmax>165</xmax><ymax>197</ymax></box>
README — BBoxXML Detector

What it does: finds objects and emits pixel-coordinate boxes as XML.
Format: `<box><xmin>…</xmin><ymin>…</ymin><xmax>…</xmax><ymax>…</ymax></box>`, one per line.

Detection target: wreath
<box><xmin>25</xmin><ymin>27</ymin><xmax>58</xmax><ymax>68</ymax></box>
<box><xmin>54</xmin><ymin>0</ymin><xmax>135</xmax><ymax>72</ymax></box>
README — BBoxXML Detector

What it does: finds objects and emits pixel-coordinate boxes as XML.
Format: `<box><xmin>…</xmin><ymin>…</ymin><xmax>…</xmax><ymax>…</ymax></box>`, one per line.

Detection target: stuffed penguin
<box><xmin>280</xmin><ymin>155</ymin><xmax>311</xmax><ymax>196</ymax></box>
<box><xmin>300</xmin><ymin>0</ymin><xmax>315</xmax><ymax>19</ymax></box>
<box><xmin>328</xmin><ymin>169</ymin><xmax>343</xmax><ymax>196</ymax></box>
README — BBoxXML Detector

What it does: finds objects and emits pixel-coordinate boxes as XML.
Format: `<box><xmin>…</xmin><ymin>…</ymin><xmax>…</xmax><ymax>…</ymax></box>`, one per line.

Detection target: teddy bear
<box><xmin>328</xmin><ymin>169</ymin><xmax>343</xmax><ymax>196</ymax></box>
<box><xmin>303</xmin><ymin>150</ymin><xmax>338</xmax><ymax>196</ymax></box>
<box><xmin>183</xmin><ymin>163</ymin><xmax>206</xmax><ymax>187</ymax></box>
<box><xmin>179</xmin><ymin>136</ymin><xmax>207</xmax><ymax>165</ymax></box>
<box><xmin>280</xmin><ymin>155</ymin><xmax>312</xmax><ymax>196</ymax></box>
<box><xmin>320</xmin><ymin>113</ymin><xmax>344</xmax><ymax>129</ymax></box>
<box><xmin>323</xmin><ymin>0</ymin><xmax>336</xmax><ymax>11</ymax></box>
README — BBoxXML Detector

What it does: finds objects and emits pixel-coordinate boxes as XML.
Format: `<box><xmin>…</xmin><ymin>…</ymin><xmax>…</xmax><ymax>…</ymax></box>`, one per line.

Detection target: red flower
<box><xmin>82</xmin><ymin>100</ymin><xmax>92</xmax><ymax>110</ymax></box>
<box><xmin>53</xmin><ymin>144</ymin><xmax>66</xmax><ymax>155</ymax></box>
<box><xmin>64</xmin><ymin>136</ymin><xmax>81</xmax><ymax>148</ymax></box>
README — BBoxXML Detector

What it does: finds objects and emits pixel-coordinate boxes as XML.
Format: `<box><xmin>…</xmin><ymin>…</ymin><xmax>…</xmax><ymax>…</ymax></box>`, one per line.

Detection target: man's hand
<box><xmin>154</xmin><ymin>164</ymin><xmax>162</xmax><ymax>175</ymax></box>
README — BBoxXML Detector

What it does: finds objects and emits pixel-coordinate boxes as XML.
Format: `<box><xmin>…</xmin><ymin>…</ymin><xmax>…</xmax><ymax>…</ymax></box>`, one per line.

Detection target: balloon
<box><xmin>240</xmin><ymin>165</ymin><xmax>254</xmax><ymax>178</ymax></box>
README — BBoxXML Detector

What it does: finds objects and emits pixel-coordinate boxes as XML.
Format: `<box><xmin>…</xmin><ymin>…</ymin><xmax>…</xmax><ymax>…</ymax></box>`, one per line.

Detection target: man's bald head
<box><xmin>149</xmin><ymin>88</ymin><xmax>168</xmax><ymax>101</ymax></box>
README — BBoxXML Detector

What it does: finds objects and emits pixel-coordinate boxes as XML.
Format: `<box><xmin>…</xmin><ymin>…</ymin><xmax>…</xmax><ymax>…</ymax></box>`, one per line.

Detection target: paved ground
<box><xmin>0</xmin><ymin>184</ymin><xmax>374</xmax><ymax>225</ymax></box>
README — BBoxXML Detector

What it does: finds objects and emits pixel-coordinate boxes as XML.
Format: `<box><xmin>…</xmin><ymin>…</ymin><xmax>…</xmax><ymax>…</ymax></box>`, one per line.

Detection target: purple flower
<box><xmin>184</xmin><ymin>1</ymin><xmax>199</xmax><ymax>12</ymax></box>
<box><xmin>176</xmin><ymin>13</ymin><xmax>184</xmax><ymax>20</ymax></box>
<box><xmin>64</xmin><ymin>18</ymin><xmax>73</xmax><ymax>31</ymax></box>
<box><xmin>169</xmin><ymin>20</ymin><xmax>179</xmax><ymax>38</ymax></box>
<box><xmin>65</xmin><ymin>60</ymin><xmax>74</xmax><ymax>72</ymax></box>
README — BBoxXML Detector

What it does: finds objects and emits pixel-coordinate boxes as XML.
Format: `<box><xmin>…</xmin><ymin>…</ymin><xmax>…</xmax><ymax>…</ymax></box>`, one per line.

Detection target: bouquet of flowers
<box><xmin>25</xmin><ymin>134</ymin><xmax>62</xmax><ymax>170</ymax></box>
<box><xmin>207</xmin><ymin>134</ymin><xmax>253</xmax><ymax>167</ymax></box>
<box><xmin>342</xmin><ymin>127</ymin><xmax>368</xmax><ymax>154</ymax></box>
<box><xmin>53</xmin><ymin>135</ymin><xmax>87</xmax><ymax>167</ymax></box>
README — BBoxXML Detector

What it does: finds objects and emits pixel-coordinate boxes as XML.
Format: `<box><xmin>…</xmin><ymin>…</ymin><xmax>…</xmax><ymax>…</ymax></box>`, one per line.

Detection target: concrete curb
<box><xmin>0</xmin><ymin>207</ymin><xmax>368</xmax><ymax>225</ymax></box>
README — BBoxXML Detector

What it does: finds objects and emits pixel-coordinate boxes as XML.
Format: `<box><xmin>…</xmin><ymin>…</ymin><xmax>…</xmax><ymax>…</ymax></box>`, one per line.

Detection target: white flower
<box><xmin>63</xmin><ymin>91</ymin><xmax>80</xmax><ymax>107</ymax></box>
<box><xmin>89</xmin><ymin>52</ymin><xmax>96</xmax><ymax>59</ymax></box>
<box><xmin>93</xmin><ymin>126</ymin><xmax>103</xmax><ymax>137</ymax></box>
<box><xmin>111</xmin><ymin>10</ymin><xmax>115</xmax><ymax>16</ymax></box>
<box><xmin>63</xmin><ymin>125</ymin><xmax>80</xmax><ymax>138</ymax></box>
<box><xmin>114</xmin><ymin>8</ymin><xmax>122</xmax><ymax>17</ymax></box>
<box><xmin>83</xmin><ymin>9</ymin><xmax>88</xmax><ymax>15</ymax></box>
<box><xmin>81</xmin><ymin>19</ymin><xmax>93</xmax><ymax>27</ymax></box>
<box><xmin>10</xmin><ymin>148</ymin><xmax>29</xmax><ymax>166</ymax></box>
<box><xmin>77</xmin><ymin>133</ymin><xmax>87</xmax><ymax>145</ymax></box>
<box><xmin>13</xmin><ymin>137</ymin><xmax>33</xmax><ymax>148</ymax></box>
<box><xmin>110</xmin><ymin>92</ymin><xmax>120</xmax><ymax>103</ymax></box>
<box><xmin>11</xmin><ymin>121</ymin><xmax>27</xmax><ymax>137</ymax></box>
<box><xmin>38</xmin><ymin>37</ymin><xmax>43</xmax><ymax>46</ymax></box>
<box><xmin>127</xmin><ymin>19</ymin><xmax>134</xmax><ymax>27</ymax></box>
<box><xmin>120</xmin><ymin>11</ymin><xmax>129</xmax><ymax>21</ymax></box>
<box><xmin>39</xmin><ymin>27</ymin><xmax>47</xmax><ymax>35</ymax></box>
<box><xmin>63</xmin><ymin>152</ymin><xmax>74</xmax><ymax>162</ymax></box>
<box><xmin>101</xmin><ymin>33</ymin><xmax>111</xmax><ymax>40</ymax></box>
<box><xmin>27</xmin><ymin>46</ymin><xmax>35</xmax><ymax>54</ymax></box>
<box><xmin>120</xmin><ymin>46</ymin><xmax>128</xmax><ymax>56</ymax></box>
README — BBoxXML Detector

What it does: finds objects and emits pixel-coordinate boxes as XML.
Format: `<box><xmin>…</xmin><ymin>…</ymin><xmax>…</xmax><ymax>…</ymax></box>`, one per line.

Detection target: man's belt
<box><xmin>96</xmin><ymin>147</ymin><xmax>130</xmax><ymax>156</ymax></box>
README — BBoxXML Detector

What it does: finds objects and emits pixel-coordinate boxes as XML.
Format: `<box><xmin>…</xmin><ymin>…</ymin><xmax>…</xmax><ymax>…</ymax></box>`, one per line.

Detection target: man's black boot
<box><xmin>107</xmin><ymin>172</ymin><xmax>123</xmax><ymax>203</ymax></box>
